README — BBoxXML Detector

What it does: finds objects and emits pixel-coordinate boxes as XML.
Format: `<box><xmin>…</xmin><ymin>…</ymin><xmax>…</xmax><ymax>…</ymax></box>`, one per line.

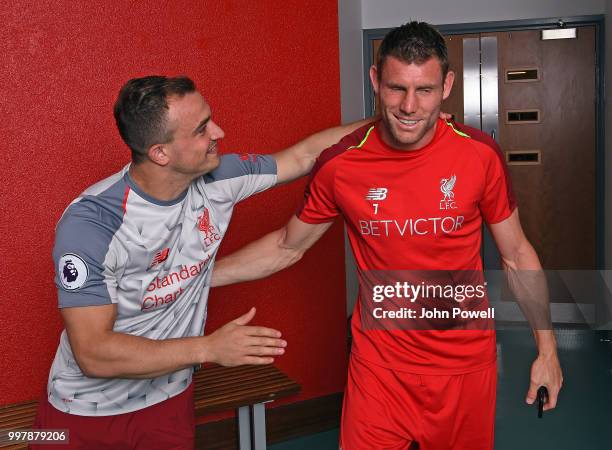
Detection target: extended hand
<box><xmin>525</xmin><ymin>352</ymin><xmax>563</xmax><ymax>411</ymax></box>
<box><xmin>204</xmin><ymin>307</ymin><xmax>286</xmax><ymax>366</ymax></box>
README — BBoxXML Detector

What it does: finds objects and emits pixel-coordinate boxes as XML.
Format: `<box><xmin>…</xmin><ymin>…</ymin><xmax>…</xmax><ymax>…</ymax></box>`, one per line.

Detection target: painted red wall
<box><xmin>0</xmin><ymin>0</ymin><xmax>347</xmax><ymax>419</ymax></box>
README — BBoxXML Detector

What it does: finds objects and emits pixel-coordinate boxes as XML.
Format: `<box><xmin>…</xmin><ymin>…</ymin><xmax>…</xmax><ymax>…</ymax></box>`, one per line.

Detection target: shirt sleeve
<box><xmin>199</xmin><ymin>153</ymin><xmax>277</xmax><ymax>204</ymax></box>
<box><xmin>296</xmin><ymin>153</ymin><xmax>339</xmax><ymax>224</ymax></box>
<box><xmin>53</xmin><ymin>210</ymin><xmax>118</xmax><ymax>308</ymax></box>
<box><xmin>478</xmin><ymin>146</ymin><xmax>517</xmax><ymax>224</ymax></box>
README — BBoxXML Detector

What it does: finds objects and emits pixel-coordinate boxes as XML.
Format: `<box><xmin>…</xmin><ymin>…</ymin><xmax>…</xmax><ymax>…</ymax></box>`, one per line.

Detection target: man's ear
<box><xmin>147</xmin><ymin>143</ymin><xmax>170</xmax><ymax>166</ymax></box>
<box><xmin>442</xmin><ymin>70</ymin><xmax>455</xmax><ymax>101</ymax></box>
<box><xmin>369</xmin><ymin>64</ymin><xmax>380</xmax><ymax>95</ymax></box>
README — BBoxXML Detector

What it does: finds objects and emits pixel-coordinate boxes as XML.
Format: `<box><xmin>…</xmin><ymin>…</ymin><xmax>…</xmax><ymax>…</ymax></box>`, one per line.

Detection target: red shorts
<box><xmin>31</xmin><ymin>383</ymin><xmax>195</xmax><ymax>450</ymax></box>
<box><xmin>340</xmin><ymin>354</ymin><xmax>496</xmax><ymax>450</ymax></box>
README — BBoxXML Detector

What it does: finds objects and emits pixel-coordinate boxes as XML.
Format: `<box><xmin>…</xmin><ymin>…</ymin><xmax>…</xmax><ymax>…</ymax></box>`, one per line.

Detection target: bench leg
<box><xmin>251</xmin><ymin>403</ymin><xmax>266</xmax><ymax>450</ymax></box>
<box><xmin>237</xmin><ymin>403</ymin><xmax>267</xmax><ymax>450</ymax></box>
<box><xmin>237</xmin><ymin>406</ymin><xmax>252</xmax><ymax>450</ymax></box>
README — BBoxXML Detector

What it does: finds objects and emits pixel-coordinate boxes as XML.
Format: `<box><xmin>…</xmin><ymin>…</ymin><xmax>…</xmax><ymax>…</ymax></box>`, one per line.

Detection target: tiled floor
<box><xmin>270</xmin><ymin>329</ymin><xmax>612</xmax><ymax>449</ymax></box>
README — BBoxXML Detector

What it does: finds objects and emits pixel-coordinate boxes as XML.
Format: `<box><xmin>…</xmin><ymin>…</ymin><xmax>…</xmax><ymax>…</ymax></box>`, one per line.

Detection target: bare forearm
<box><xmin>212</xmin><ymin>228</ymin><xmax>302</xmax><ymax>287</ymax></box>
<box><xmin>65</xmin><ymin>300</ymin><xmax>287</xmax><ymax>379</ymax></box>
<box><xmin>491</xmin><ymin>212</ymin><xmax>562</xmax><ymax>408</ymax></box>
<box><xmin>212</xmin><ymin>218</ymin><xmax>331</xmax><ymax>287</ymax></box>
<box><xmin>503</xmin><ymin>240</ymin><xmax>556</xmax><ymax>353</ymax></box>
<box><xmin>520</xmin><ymin>246</ymin><xmax>557</xmax><ymax>352</ymax></box>
<box><xmin>73</xmin><ymin>332</ymin><xmax>208</xmax><ymax>379</ymax></box>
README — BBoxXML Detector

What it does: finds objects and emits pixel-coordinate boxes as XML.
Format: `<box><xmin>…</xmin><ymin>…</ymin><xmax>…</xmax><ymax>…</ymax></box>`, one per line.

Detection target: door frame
<box><xmin>362</xmin><ymin>15</ymin><xmax>606</xmax><ymax>269</ymax></box>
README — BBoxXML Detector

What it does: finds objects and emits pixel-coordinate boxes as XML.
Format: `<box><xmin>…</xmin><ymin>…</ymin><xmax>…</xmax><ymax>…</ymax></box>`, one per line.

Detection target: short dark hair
<box><xmin>377</xmin><ymin>21</ymin><xmax>448</xmax><ymax>80</ymax></box>
<box><xmin>113</xmin><ymin>76</ymin><xmax>196</xmax><ymax>164</ymax></box>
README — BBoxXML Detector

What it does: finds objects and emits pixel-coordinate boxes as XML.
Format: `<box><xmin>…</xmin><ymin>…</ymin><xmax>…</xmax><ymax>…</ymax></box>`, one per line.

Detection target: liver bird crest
<box><xmin>440</xmin><ymin>175</ymin><xmax>457</xmax><ymax>202</ymax></box>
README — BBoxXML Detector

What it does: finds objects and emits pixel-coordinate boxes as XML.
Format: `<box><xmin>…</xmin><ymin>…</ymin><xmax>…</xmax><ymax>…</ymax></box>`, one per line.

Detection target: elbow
<box><xmin>291</xmin><ymin>156</ymin><xmax>315</xmax><ymax>181</ymax></box>
<box><xmin>285</xmin><ymin>247</ymin><xmax>306</xmax><ymax>268</ymax></box>
<box><xmin>267</xmin><ymin>247</ymin><xmax>304</xmax><ymax>276</ymax></box>
<box><xmin>72</xmin><ymin>345</ymin><xmax>114</xmax><ymax>379</ymax></box>
<box><xmin>80</xmin><ymin>361</ymin><xmax>118</xmax><ymax>379</ymax></box>
<box><xmin>74</xmin><ymin>353</ymin><xmax>103</xmax><ymax>378</ymax></box>
<box><xmin>501</xmin><ymin>239</ymin><xmax>540</xmax><ymax>271</ymax></box>
<box><xmin>276</xmin><ymin>229</ymin><xmax>306</xmax><ymax>271</ymax></box>
<box><xmin>301</xmin><ymin>155</ymin><xmax>316</xmax><ymax>176</ymax></box>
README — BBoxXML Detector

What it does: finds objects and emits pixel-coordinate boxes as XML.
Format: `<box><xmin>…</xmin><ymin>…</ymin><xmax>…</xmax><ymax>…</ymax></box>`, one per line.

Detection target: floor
<box><xmin>270</xmin><ymin>329</ymin><xmax>612</xmax><ymax>449</ymax></box>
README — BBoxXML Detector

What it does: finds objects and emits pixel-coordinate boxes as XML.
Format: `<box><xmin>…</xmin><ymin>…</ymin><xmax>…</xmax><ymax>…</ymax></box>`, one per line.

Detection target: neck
<box><xmin>380</xmin><ymin>118</ymin><xmax>438</xmax><ymax>151</ymax></box>
<box><xmin>128</xmin><ymin>161</ymin><xmax>194</xmax><ymax>202</ymax></box>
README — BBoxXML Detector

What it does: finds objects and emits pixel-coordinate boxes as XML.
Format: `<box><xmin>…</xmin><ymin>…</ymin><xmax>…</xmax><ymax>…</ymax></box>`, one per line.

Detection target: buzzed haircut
<box><xmin>114</xmin><ymin>75</ymin><xmax>196</xmax><ymax>164</ymax></box>
<box><xmin>377</xmin><ymin>21</ymin><xmax>449</xmax><ymax>80</ymax></box>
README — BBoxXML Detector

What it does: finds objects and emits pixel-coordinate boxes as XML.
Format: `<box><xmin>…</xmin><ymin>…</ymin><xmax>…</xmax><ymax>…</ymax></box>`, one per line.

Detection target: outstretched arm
<box><xmin>212</xmin><ymin>216</ymin><xmax>333</xmax><ymax>287</ymax></box>
<box><xmin>272</xmin><ymin>110</ymin><xmax>455</xmax><ymax>184</ymax></box>
<box><xmin>273</xmin><ymin>120</ymin><xmax>372</xmax><ymax>184</ymax></box>
<box><xmin>63</xmin><ymin>305</ymin><xmax>286</xmax><ymax>378</ymax></box>
<box><xmin>489</xmin><ymin>209</ymin><xmax>563</xmax><ymax>411</ymax></box>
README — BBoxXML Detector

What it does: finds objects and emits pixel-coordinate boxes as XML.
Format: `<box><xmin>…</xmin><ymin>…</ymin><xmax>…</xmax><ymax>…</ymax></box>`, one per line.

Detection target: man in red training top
<box><xmin>212</xmin><ymin>21</ymin><xmax>563</xmax><ymax>450</ymax></box>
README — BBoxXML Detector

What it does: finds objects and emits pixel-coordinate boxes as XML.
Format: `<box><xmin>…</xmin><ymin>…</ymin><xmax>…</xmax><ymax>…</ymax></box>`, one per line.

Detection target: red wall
<box><xmin>0</xmin><ymin>0</ymin><xmax>348</xmax><ymax>418</ymax></box>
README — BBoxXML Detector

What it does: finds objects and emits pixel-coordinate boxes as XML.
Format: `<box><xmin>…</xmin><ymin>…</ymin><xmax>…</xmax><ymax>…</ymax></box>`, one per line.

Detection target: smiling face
<box><xmin>370</xmin><ymin>55</ymin><xmax>454</xmax><ymax>151</ymax></box>
<box><xmin>163</xmin><ymin>91</ymin><xmax>225</xmax><ymax>177</ymax></box>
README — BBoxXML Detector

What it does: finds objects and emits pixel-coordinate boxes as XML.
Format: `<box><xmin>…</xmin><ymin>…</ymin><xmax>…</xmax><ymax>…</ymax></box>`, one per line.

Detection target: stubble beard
<box><xmin>381</xmin><ymin>113</ymin><xmax>435</xmax><ymax>150</ymax></box>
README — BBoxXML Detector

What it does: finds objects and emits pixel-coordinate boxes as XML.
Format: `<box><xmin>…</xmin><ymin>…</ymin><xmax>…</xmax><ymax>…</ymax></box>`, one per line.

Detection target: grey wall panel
<box><xmin>339</xmin><ymin>0</ymin><xmax>365</xmax><ymax>123</ymax></box>
<box><xmin>339</xmin><ymin>0</ymin><xmax>365</xmax><ymax>315</ymax></box>
<box><xmin>463</xmin><ymin>37</ymin><xmax>481</xmax><ymax>129</ymax></box>
<box><xmin>480</xmin><ymin>36</ymin><xmax>499</xmax><ymax>138</ymax></box>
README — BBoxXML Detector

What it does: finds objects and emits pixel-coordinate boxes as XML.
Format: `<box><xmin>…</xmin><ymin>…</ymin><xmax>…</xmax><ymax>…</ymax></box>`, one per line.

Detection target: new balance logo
<box><xmin>150</xmin><ymin>248</ymin><xmax>170</xmax><ymax>268</ymax></box>
<box><xmin>366</xmin><ymin>188</ymin><xmax>388</xmax><ymax>201</ymax></box>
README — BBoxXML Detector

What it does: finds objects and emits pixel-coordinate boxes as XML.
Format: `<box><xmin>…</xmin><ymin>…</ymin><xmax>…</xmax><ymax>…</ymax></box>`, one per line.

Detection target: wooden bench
<box><xmin>194</xmin><ymin>364</ymin><xmax>301</xmax><ymax>449</ymax></box>
<box><xmin>0</xmin><ymin>364</ymin><xmax>300</xmax><ymax>450</ymax></box>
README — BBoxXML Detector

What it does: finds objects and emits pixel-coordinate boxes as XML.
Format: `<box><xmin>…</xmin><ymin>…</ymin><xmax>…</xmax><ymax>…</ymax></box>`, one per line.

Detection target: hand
<box><xmin>525</xmin><ymin>352</ymin><xmax>563</xmax><ymax>411</ymax></box>
<box><xmin>204</xmin><ymin>307</ymin><xmax>287</xmax><ymax>366</ymax></box>
<box><xmin>439</xmin><ymin>111</ymin><xmax>453</xmax><ymax>121</ymax></box>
